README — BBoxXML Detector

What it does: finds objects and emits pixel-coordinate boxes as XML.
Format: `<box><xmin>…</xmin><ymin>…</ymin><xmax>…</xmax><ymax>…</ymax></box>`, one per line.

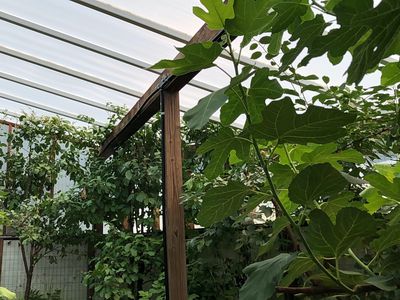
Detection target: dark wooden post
<box><xmin>162</xmin><ymin>90</ymin><xmax>187</xmax><ymax>299</ymax></box>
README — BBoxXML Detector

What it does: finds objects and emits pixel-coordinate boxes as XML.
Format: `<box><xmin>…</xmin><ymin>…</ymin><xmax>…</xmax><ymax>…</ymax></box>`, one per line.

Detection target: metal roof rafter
<box><xmin>0</xmin><ymin>92</ymin><xmax>105</xmax><ymax>126</ymax></box>
<box><xmin>71</xmin><ymin>0</ymin><xmax>272</xmax><ymax>70</ymax></box>
<box><xmin>0</xmin><ymin>11</ymin><xmax>218</xmax><ymax>93</ymax></box>
<box><xmin>0</xmin><ymin>45</ymin><xmax>143</xmax><ymax>98</ymax></box>
<box><xmin>0</xmin><ymin>71</ymin><xmax>118</xmax><ymax>112</ymax></box>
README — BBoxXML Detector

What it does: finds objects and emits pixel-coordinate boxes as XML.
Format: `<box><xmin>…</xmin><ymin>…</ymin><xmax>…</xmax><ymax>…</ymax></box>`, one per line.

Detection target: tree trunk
<box><xmin>24</xmin><ymin>267</ymin><xmax>33</xmax><ymax>300</ymax></box>
<box><xmin>21</xmin><ymin>244</ymin><xmax>35</xmax><ymax>300</ymax></box>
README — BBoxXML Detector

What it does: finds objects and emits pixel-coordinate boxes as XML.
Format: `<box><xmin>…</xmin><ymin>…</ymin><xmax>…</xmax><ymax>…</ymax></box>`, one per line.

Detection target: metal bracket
<box><xmin>157</xmin><ymin>74</ymin><xmax>174</xmax><ymax>90</ymax></box>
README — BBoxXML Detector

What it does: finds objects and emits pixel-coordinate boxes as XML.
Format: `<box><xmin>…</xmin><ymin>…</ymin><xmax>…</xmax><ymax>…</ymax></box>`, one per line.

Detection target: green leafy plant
<box><xmin>152</xmin><ymin>0</ymin><xmax>400</xmax><ymax>298</ymax></box>
<box><xmin>0</xmin><ymin>287</ymin><xmax>16</xmax><ymax>300</ymax></box>
<box><xmin>0</xmin><ymin>116</ymin><xmax>90</xmax><ymax>300</ymax></box>
<box><xmin>83</xmin><ymin>227</ymin><xmax>163</xmax><ymax>300</ymax></box>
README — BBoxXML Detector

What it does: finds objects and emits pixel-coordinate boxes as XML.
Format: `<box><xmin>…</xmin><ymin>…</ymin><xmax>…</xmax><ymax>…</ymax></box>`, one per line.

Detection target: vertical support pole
<box><xmin>0</xmin><ymin>122</ymin><xmax>15</xmax><ymax>282</ymax></box>
<box><xmin>87</xmin><ymin>223</ymin><xmax>103</xmax><ymax>300</ymax></box>
<box><xmin>162</xmin><ymin>90</ymin><xmax>188</xmax><ymax>300</ymax></box>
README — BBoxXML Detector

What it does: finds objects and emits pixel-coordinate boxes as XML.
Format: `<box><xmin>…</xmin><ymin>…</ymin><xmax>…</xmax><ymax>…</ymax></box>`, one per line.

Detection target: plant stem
<box><xmin>367</xmin><ymin>252</ymin><xmax>379</xmax><ymax>268</ymax></box>
<box><xmin>225</xmin><ymin>33</ymin><xmax>353</xmax><ymax>293</ymax></box>
<box><xmin>348</xmin><ymin>248</ymin><xmax>375</xmax><ymax>276</ymax></box>
<box><xmin>283</xmin><ymin>144</ymin><xmax>298</xmax><ymax>173</ymax></box>
<box><xmin>252</xmin><ymin>138</ymin><xmax>353</xmax><ymax>292</ymax></box>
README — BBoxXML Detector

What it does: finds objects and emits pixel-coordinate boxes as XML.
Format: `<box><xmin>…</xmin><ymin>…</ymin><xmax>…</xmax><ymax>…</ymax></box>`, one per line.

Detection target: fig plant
<box><xmin>152</xmin><ymin>0</ymin><xmax>400</xmax><ymax>298</ymax></box>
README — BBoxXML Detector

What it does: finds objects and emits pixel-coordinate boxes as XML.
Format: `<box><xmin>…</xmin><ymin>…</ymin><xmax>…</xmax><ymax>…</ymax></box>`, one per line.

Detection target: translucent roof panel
<box><xmin>0</xmin><ymin>0</ymin><xmax>232</xmax><ymax>126</ymax></box>
<box><xmin>0</xmin><ymin>0</ymin><xmax>383</xmax><ymax>130</ymax></box>
<box><xmin>0</xmin><ymin>0</ymin><xmax>185</xmax><ymax>63</ymax></box>
<box><xmin>86</xmin><ymin>0</ymin><xmax>203</xmax><ymax>37</ymax></box>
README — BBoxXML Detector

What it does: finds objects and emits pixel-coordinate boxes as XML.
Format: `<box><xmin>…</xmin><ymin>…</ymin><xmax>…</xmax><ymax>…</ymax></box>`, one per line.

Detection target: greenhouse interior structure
<box><xmin>0</xmin><ymin>0</ymin><xmax>399</xmax><ymax>299</ymax></box>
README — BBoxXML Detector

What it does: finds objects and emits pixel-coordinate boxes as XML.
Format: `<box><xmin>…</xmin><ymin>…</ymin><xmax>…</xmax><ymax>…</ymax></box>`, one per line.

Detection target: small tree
<box><xmin>3</xmin><ymin>195</ymin><xmax>86</xmax><ymax>299</ymax></box>
<box><xmin>0</xmin><ymin>115</ymin><xmax>89</xmax><ymax>300</ymax></box>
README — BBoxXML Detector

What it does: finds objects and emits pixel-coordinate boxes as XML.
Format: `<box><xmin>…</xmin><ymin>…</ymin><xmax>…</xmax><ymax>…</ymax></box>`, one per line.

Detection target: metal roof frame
<box><xmin>0</xmin><ymin>92</ymin><xmax>105</xmax><ymax>126</ymax></box>
<box><xmin>71</xmin><ymin>0</ymin><xmax>274</xmax><ymax>70</ymax></box>
<box><xmin>0</xmin><ymin>11</ymin><xmax>218</xmax><ymax>93</ymax></box>
<box><xmin>0</xmin><ymin>71</ymin><xmax>117</xmax><ymax>112</ymax></box>
<box><xmin>0</xmin><ymin>45</ymin><xmax>143</xmax><ymax>98</ymax></box>
<box><xmin>0</xmin><ymin>0</ymin><xmax>323</xmax><ymax>125</ymax></box>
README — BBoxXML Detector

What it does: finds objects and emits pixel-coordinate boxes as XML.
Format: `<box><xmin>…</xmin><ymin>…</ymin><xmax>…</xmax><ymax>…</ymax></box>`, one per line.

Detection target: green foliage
<box><xmin>151</xmin><ymin>42</ymin><xmax>222</xmax><ymax>76</ymax></box>
<box><xmin>239</xmin><ymin>253</ymin><xmax>295</xmax><ymax>300</ymax></box>
<box><xmin>381</xmin><ymin>62</ymin><xmax>400</xmax><ymax>86</ymax></box>
<box><xmin>83</xmin><ymin>228</ymin><xmax>164</xmax><ymax>300</ymax></box>
<box><xmin>288</xmin><ymin>163</ymin><xmax>348</xmax><ymax>206</ymax></box>
<box><xmin>193</xmin><ymin>0</ymin><xmax>235</xmax><ymax>30</ymax></box>
<box><xmin>186</xmin><ymin>220</ymin><xmax>271</xmax><ymax>299</ymax></box>
<box><xmin>302</xmin><ymin>0</ymin><xmax>400</xmax><ymax>84</ymax></box>
<box><xmin>301</xmin><ymin>143</ymin><xmax>364</xmax><ymax>170</ymax></box>
<box><xmin>197</xmin><ymin>128</ymin><xmax>250</xmax><ymax>179</ymax></box>
<box><xmin>0</xmin><ymin>287</ymin><xmax>16</xmax><ymax>300</ymax></box>
<box><xmin>183</xmin><ymin>87</ymin><xmax>228</xmax><ymax>129</ymax></box>
<box><xmin>0</xmin><ymin>115</ymin><xmax>90</xmax><ymax>300</ymax></box>
<box><xmin>2</xmin><ymin>0</ymin><xmax>399</xmax><ymax>298</ymax></box>
<box><xmin>280</xmin><ymin>14</ymin><xmax>327</xmax><ymax>71</ymax></box>
<box><xmin>152</xmin><ymin>0</ymin><xmax>400</xmax><ymax>297</ymax></box>
<box><xmin>250</xmin><ymin>98</ymin><xmax>356</xmax><ymax>144</ymax></box>
<box><xmin>225</xmin><ymin>0</ymin><xmax>275</xmax><ymax>42</ymax></box>
<box><xmin>307</xmin><ymin>208</ymin><xmax>376</xmax><ymax>257</ymax></box>
<box><xmin>365</xmin><ymin>172</ymin><xmax>400</xmax><ymax>201</ymax></box>
<box><xmin>197</xmin><ymin>181</ymin><xmax>252</xmax><ymax>226</ymax></box>
<box><xmin>247</xmin><ymin>68</ymin><xmax>283</xmax><ymax>123</ymax></box>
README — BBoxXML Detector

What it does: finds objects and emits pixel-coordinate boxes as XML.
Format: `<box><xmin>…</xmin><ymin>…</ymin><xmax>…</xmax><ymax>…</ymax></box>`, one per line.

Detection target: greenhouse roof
<box><xmin>0</xmin><ymin>0</ymin><xmax>381</xmax><ymax>127</ymax></box>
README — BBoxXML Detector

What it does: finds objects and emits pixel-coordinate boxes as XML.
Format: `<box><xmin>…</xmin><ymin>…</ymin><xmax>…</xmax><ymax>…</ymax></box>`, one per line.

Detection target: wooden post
<box><xmin>162</xmin><ymin>90</ymin><xmax>187</xmax><ymax>299</ymax></box>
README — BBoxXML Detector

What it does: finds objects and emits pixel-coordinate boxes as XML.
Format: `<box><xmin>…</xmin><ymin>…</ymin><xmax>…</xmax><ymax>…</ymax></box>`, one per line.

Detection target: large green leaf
<box><xmin>302</xmin><ymin>0</ymin><xmax>400</xmax><ymax>84</ymax></box>
<box><xmin>365</xmin><ymin>172</ymin><xmax>400</xmax><ymax>201</ymax></box>
<box><xmin>280</xmin><ymin>254</ymin><xmax>315</xmax><ymax>287</ymax></box>
<box><xmin>375</xmin><ymin>163</ymin><xmax>400</xmax><ymax>182</ymax></box>
<box><xmin>239</xmin><ymin>253</ymin><xmax>295</xmax><ymax>300</ymax></box>
<box><xmin>251</xmin><ymin>98</ymin><xmax>356</xmax><ymax>144</ymax></box>
<box><xmin>220</xmin><ymin>85</ymin><xmax>246</xmax><ymax>126</ymax></box>
<box><xmin>371</xmin><ymin>225</ymin><xmax>400</xmax><ymax>254</ymax></box>
<box><xmin>258</xmin><ymin>217</ymin><xmax>290</xmax><ymax>256</ymax></box>
<box><xmin>197</xmin><ymin>182</ymin><xmax>252</xmax><ymax>227</ymax></box>
<box><xmin>0</xmin><ymin>287</ymin><xmax>16</xmax><ymax>300</ymax></box>
<box><xmin>151</xmin><ymin>41</ymin><xmax>222</xmax><ymax>76</ymax></box>
<box><xmin>288</xmin><ymin>163</ymin><xmax>348</xmax><ymax>206</ymax></box>
<box><xmin>225</xmin><ymin>0</ymin><xmax>275</xmax><ymax>40</ymax></box>
<box><xmin>183</xmin><ymin>87</ymin><xmax>228</xmax><ymax>129</ymax></box>
<box><xmin>381</xmin><ymin>62</ymin><xmax>400</xmax><ymax>86</ymax></box>
<box><xmin>301</xmin><ymin>143</ymin><xmax>364</xmax><ymax>170</ymax></box>
<box><xmin>361</xmin><ymin>187</ymin><xmax>394</xmax><ymax>214</ymax></box>
<box><xmin>321</xmin><ymin>192</ymin><xmax>355</xmax><ymax>222</ymax></box>
<box><xmin>269</xmin><ymin>0</ymin><xmax>308</xmax><ymax>33</ymax></box>
<box><xmin>269</xmin><ymin>163</ymin><xmax>295</xmax><ymax>188</ymax></box>
<box><xmin>307</xmin><ymin>208</ymin><xmax>376</xmax><ymax>258</ymax></box>
<box><xmin>193</xmin><ymin>0</ymin><xmax>235</xmax><ymax>30</ymax></box>
<box><xmin>185</xmin><ymin>66</ymin><xmax>255</xmax><ymax>129</ymax></box>
<box><xmin>197</xmin><ymin>128</ymin><xmax>251</xmax><ymax>179</ymax></box>
<box><xmin>268</xmin><ymin>31</ymin><xmax>283</xmax><ymax>56</ymax></box>
<box><xmin>247</xmin><ymin>68</ymin><xmax>283</xmax><ymax>124</ymax></box>
<box><xmin>365</xmin><ymin>276</ymin><xmax>397</xmax><ymax>292</ymax></box>
<box><xmin>280</xmin><ymin>15</ymin><xmax>327</xmax><ymax>71</ymax></box>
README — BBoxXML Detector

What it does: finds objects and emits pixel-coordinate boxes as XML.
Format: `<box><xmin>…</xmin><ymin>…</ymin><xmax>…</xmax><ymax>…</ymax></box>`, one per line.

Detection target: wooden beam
<box><xmin>162</xmin><ymin>90</ymin><xmax>187</xmax><ymax>299</ymax></box>
<box><xmin>99</xmin><ymin>24</ymin><xmax>224</xmax><ymax>158</ymax></box>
